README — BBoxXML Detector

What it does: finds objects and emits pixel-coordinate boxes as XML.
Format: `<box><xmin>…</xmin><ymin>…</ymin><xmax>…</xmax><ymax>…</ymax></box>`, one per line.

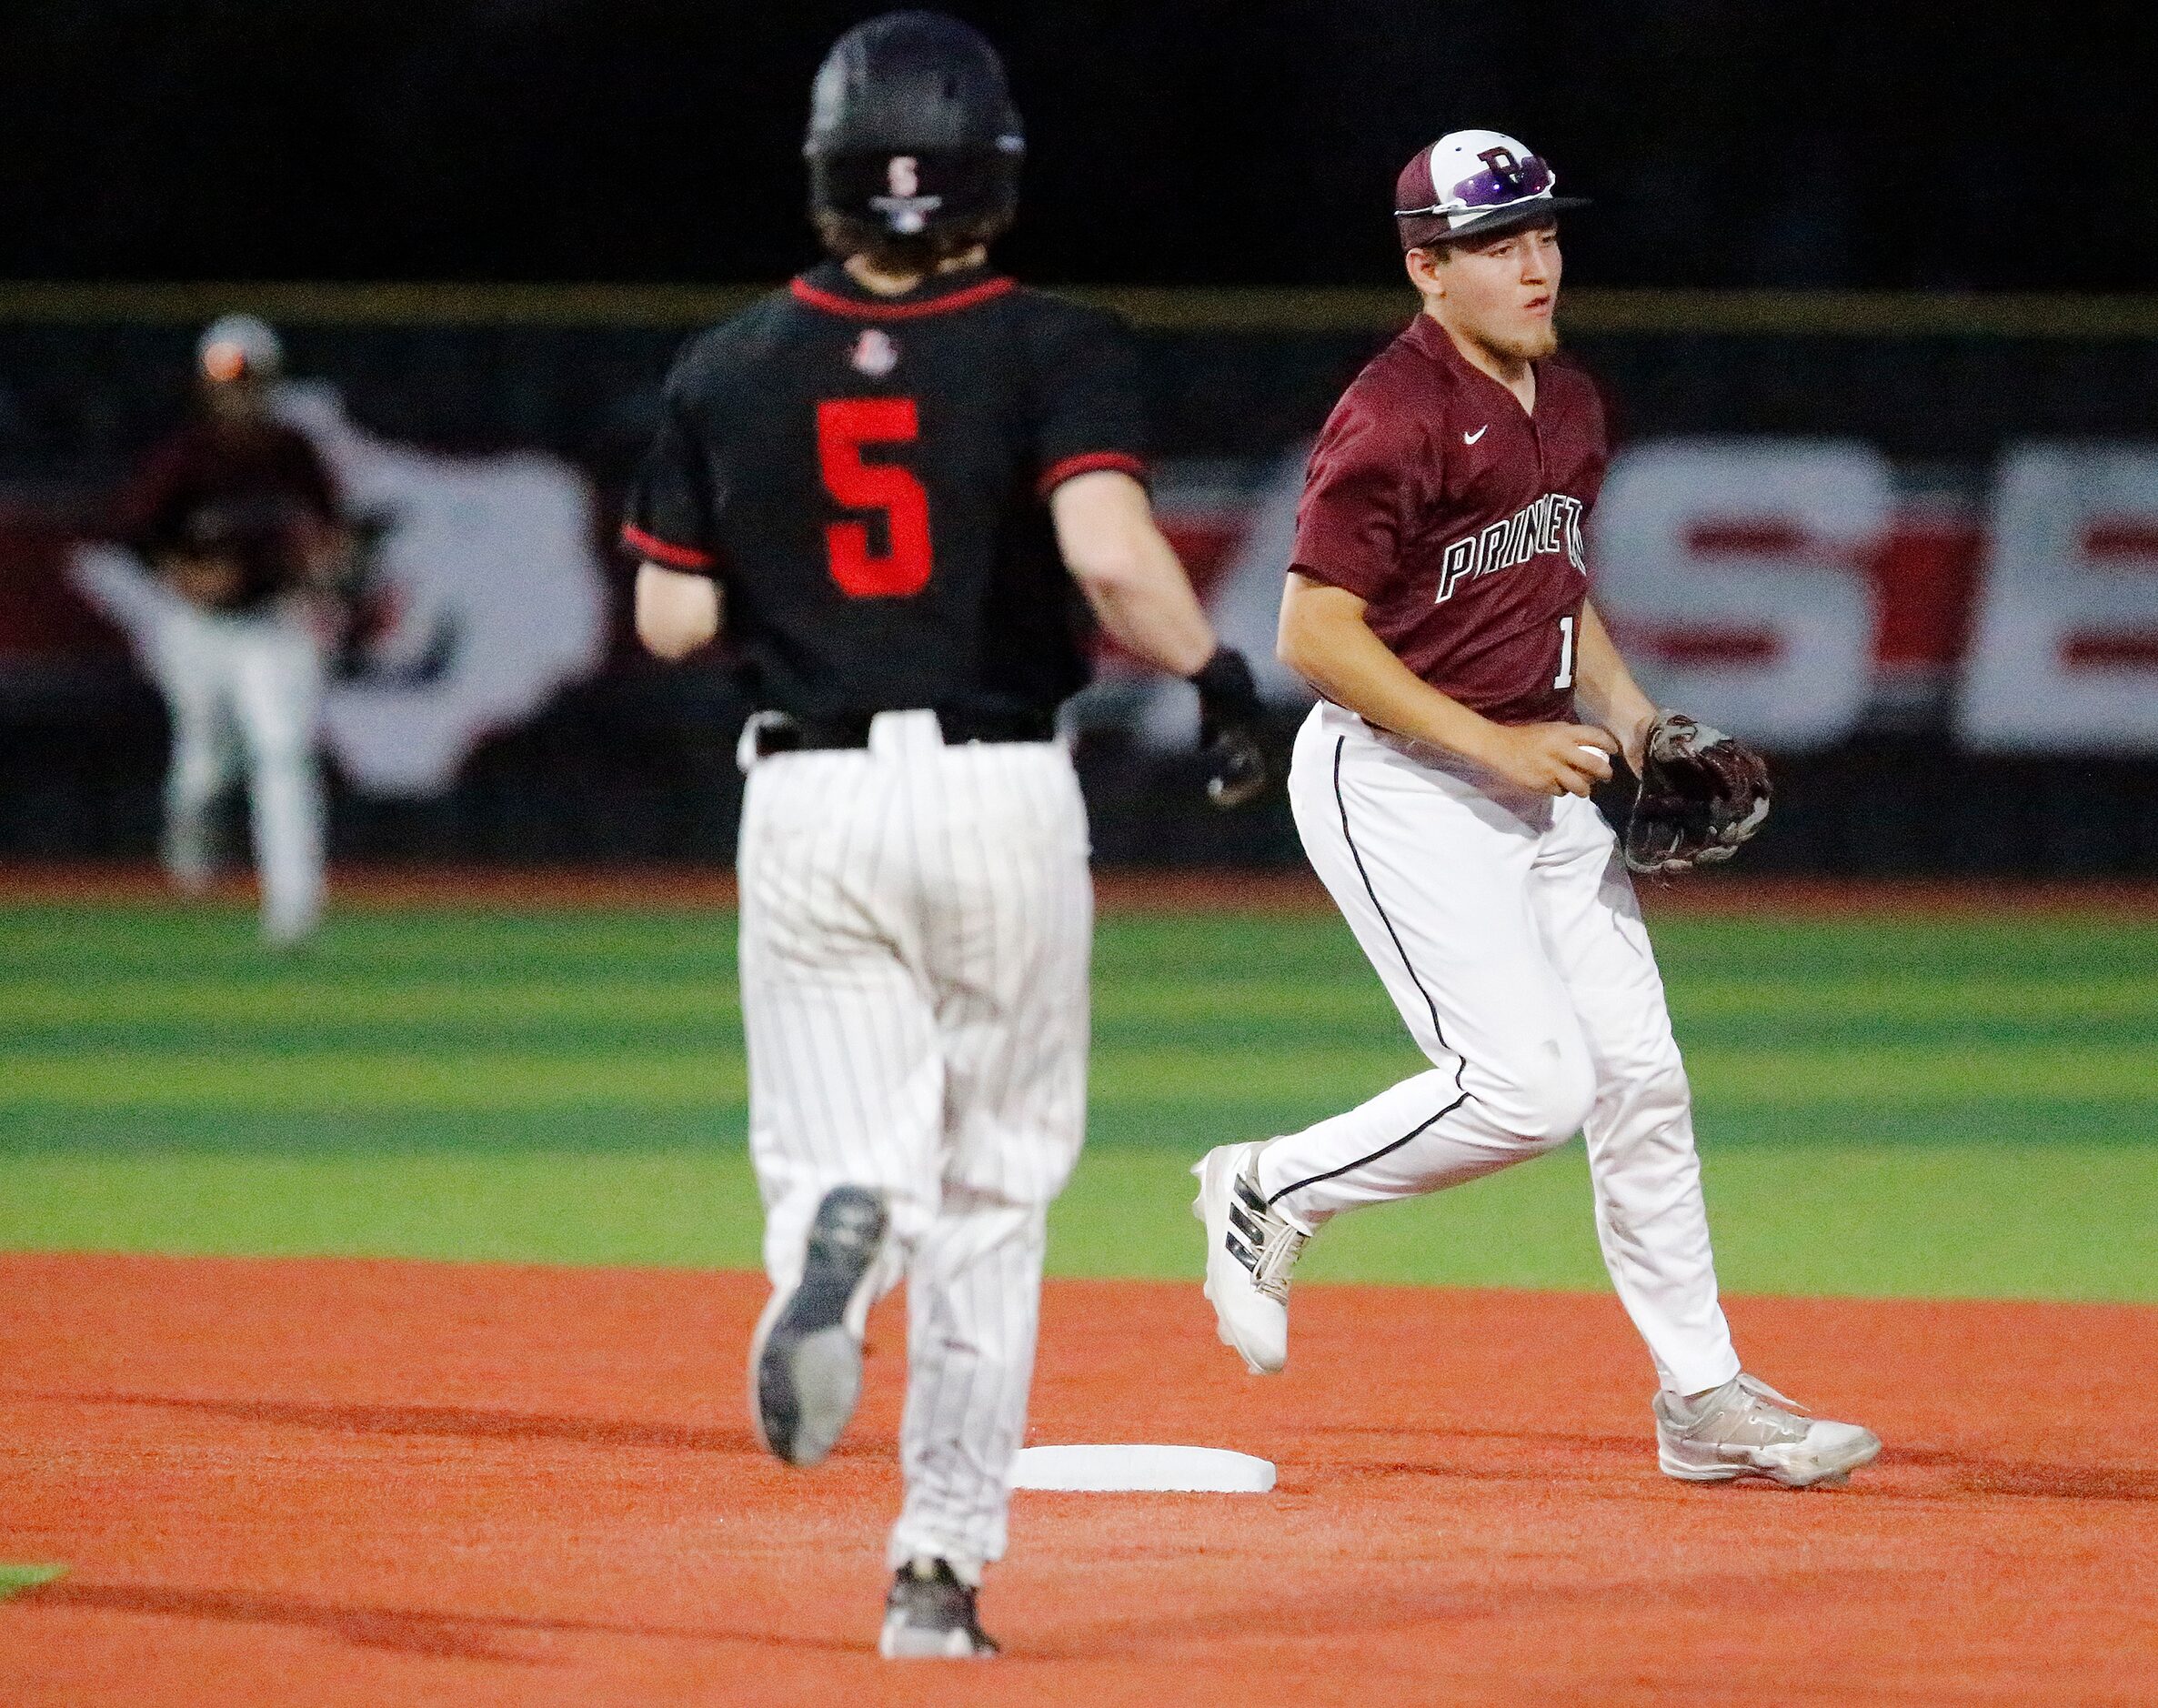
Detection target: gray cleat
<box><xmin>879</xmin><ymin>1557</ymin><xmax>999</xmax><ymax>1660</ymax></box>
<box><xmin>751</xmin><ymin>1186</ymin><xmax>888</xmax><ymax>1467</ymax></box>
<box><xmin>1655</xmin><ymin>1372</ymin><xmax>1882</xmax><ymax>1489</ymax></box>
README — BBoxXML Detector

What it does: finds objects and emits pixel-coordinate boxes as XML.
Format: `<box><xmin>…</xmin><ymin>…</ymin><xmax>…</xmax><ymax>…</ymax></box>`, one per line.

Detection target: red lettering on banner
<box><xmin>1674</xmin><ymin>513</ymin><xmax>1981</xmax><ymax>673</ymax></box>
<box><xmin>1868</xmin><ymin>516</ymin><xmax>1982</xmax><ymax>670</ymax></box>
<box><xmin>2083</xmin><ymin>521</ymin><xmax>2158</xmax><ymax>565</ymax></box>
<box><xmin>1156</xmin><ymin>519</ymin><xmax>1240</xmax><ymax>597</ymax></box>
<box><xmin>2063</xmin><ymin>631</ymin><xmax>2158</xmax><ymax>670</ymax></box>
<box><xmin>1683</xmin><ymin>519</ymin><xmax>1812</xmax><ymax>556</ymax></box>
<box><xmin>1639</xmin><ymin>626</ymin><xmax>1782</xmax><ymax>666</ymax></box>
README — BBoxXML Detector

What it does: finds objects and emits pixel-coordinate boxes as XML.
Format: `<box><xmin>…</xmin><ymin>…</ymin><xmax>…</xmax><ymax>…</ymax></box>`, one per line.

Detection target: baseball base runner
<box><xmin>625</xmin><ymin>12</ymin><xmax>1266</xmax><ymax>1658</ymax></box>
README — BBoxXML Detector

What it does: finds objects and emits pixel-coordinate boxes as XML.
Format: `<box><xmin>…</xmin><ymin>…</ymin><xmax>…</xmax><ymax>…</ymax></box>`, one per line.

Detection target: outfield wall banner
<box><xmin>1958</xmin><ymin>445</ymin><xmax>2158</xmax><ymax>753</ymax></box>
<box><xmin>31</xmin><ymin>423</ymin><xmax>2158</xmax><ymax>766</ymax></box>
<box><xmin>1139</xmin><ymin>437</ymin><xmax>2158</xmax><ymax>756</ymax></box>
<box><xmin>1588</xmin><ymin>440</ymin><xmax>1891</xmax><ymax>751</ymax></box>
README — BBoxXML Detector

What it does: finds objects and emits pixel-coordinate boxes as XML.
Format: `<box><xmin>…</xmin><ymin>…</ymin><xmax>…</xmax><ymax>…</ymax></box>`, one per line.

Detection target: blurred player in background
<box><xmin>118</xmin><ymin>315</ymin><xmax>346</xmax><ymax>943</ymax></box>
<box><xmin>626</xmin><ymin>12</ymin><xmax>1264</xmax><ymax>1659</ymax></box>
<box><xmin>1193</xmin><ymin>132</ymin><xmax>1881</xmax><ymax>1489</ymax></box>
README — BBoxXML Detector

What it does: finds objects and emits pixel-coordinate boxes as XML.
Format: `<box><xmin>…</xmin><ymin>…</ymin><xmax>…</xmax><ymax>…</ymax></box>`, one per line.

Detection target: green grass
<box><xmin>0</xmin><ymin>1564</ymin><xmax>65</xmax><ymax>1602</ymax></box>
<box><xmin>3</xmin><ymin>899</ymin><xmax>2154</xmax><ymax>1301</ymax></box>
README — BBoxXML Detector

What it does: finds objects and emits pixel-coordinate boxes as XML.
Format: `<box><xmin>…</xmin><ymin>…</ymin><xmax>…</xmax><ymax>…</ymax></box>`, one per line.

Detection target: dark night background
<box><xmin>5</xmin><ymin>1</ymin><xmax>2158</xmax><ymax>875</ymax></box>
<box><xmin>5</xmin><ymin>0</ymin><xmax>2156</xmax><ymax>289</ymax></box>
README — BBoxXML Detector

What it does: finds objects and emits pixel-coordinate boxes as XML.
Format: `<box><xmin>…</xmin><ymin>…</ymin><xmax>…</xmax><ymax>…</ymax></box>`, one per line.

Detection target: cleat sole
<box><xmin>750</xmin><ymin>1187</ymin><xmax>887</xmax><ymax>1467</ymax></box>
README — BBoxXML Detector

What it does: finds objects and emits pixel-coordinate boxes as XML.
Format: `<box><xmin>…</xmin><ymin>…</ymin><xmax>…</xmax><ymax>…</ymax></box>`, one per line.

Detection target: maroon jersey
<box><xmin>120</xmin><ymin>417</ymin><xmax>342</xmax><ymax>615</ymax></box>
<box><xmin>1290</xmin><ymin>312</ymin><xmax>1607</xmax><ymax>726</ymax></box>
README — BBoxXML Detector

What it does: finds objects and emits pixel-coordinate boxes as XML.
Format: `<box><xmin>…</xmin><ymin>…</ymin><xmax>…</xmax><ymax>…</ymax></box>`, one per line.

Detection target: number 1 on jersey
<box><xmin>817</xmin><ymin>399</ymin><xmax>933</xmax><ymax>598</ymax></box>
<box><xmin>1554</xmin><ymin>614</ymin><xmax>1577</xmax><ymax>690</ymax></box>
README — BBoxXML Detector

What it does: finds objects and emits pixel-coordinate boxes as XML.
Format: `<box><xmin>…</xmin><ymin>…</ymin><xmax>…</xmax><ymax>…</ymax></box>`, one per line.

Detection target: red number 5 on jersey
<box><xmin>817</xmin><ymin>398</ymin><xmax>933</xmax><ymax>598</ymax></box>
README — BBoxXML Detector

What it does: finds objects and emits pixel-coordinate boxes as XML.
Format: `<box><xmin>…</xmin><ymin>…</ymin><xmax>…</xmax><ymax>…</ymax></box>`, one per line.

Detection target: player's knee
<box><xmin>246</xmin><ymin>747</ymin><xmax>319</xmax><ymax>790</ymax></box>
<box><xmin>1480</xmin><ymin>1033</ymin><xmax>1596</xmax><ymax>1146</ymax></box>
<box><xmin>1637</xmin><ymin>1052</ymin><xmax>1691</xmax><ymax>1118</ymax></box>
<box><xmin>1595</xmin><ymin>1053</ymin><xmax>1692</xmax><ymax>1154</ymax></box>
<box><xmin>1531</xmin><ymin>1067</ymin><xmax>1597</xmax><ymax>1147</ymax></box>
<box><xmin>169</xmin><ymin>759</ymin><xmax>221</xmax><ymax>796</ymax></box>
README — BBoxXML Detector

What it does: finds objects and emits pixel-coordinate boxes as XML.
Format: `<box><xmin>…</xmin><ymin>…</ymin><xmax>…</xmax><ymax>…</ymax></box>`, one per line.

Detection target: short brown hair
<box><xmin>812</xmin><ymin>208</ymin><xmax>1011</xmax><ymax>276</ymax></box>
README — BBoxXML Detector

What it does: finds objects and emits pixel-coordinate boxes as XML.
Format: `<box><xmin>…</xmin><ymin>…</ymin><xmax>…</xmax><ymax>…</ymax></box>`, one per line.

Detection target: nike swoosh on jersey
<box><xmin>1463</xmin><ymin>425</ymin><xmax>1489</xmax><ymax>445</ymax></box>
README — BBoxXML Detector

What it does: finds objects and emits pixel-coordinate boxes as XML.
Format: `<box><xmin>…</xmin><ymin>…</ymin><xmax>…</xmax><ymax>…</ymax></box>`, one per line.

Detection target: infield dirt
<box><xmin>3</xmin><ymin>1254</ymin><xmax>2154</xmax><ymax>1705</ymax></box>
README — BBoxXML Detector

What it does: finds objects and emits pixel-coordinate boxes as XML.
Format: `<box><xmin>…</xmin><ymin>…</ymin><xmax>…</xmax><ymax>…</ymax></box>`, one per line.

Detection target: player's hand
<box><xmin>1476</xmin><ymin>721</ymin><xmax>1619</xmax><ymax>798</ymax></box>
<box><xmin>162</xmin><ymin>553</ymin><xmax>244</xmax><ymax>608</ymax></box>
<box><xmin>1190</xmin><ymin>646</ymin><xmax>1270</xmax><ymax>809</ymax></box>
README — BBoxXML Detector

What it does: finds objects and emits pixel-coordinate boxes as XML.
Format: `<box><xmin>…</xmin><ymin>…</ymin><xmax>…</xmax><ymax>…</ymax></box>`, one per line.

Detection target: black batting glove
<box><xmin>1189</xmin><ymin>646</ymin><xmax>1269</xmax><ymax>809</ymax></box>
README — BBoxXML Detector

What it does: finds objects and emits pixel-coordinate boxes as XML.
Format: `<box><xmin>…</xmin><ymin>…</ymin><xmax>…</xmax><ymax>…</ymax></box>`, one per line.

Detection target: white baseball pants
<box><xmin>148</xmin><ymin>598</ymin><xmax>326</xmax><ymax>943</ymax></box>
<box><xmin>1257</xmin><ymin>702</ymin><xmax>1741</xmax><ymax>1397</ymax></box>
<box><xmin>737</xmin><ymin>710</ymin><xmax>1091</xmax><ymax>1582</ymax></box>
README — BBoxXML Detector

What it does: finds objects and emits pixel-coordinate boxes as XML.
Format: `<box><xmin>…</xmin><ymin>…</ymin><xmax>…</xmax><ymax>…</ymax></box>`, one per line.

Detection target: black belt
<box><xmin>754</xmin><ymin>708</ymin><xmax>1056</xmax><ymax>756</ymax></box>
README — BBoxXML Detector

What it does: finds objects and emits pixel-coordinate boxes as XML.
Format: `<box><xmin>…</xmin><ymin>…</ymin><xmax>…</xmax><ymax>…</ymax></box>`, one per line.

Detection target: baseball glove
<box><xmin>1623</xmin><ymin>711</ymin><xmax>1772</xmax><ymax>875</ymax></box>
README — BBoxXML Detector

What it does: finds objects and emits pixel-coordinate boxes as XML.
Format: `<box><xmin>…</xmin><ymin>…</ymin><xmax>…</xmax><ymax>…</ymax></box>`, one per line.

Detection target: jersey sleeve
<box><xmin>1289</xmin><ymin>387</ymin><xmax>1429</xmax><ymax>602</ymax></box>
<box><xmin>621</xmin><ymin>368</ymin><xmax>721</xmax><ymax>575</ymax></box>
<box><xmin>279</xmin><ymin>425</ymin><xmax>344</xmax><ymax>525</ymax></box>
<box><xmin>117</xmin><ymin>429</ymin><xmax>198</xmax><ymax>556</ymax></box>
<box><xmin>1028</xmin><ymin>304</ymin><xmax>1150</xmax><ymax>497</ymax></box>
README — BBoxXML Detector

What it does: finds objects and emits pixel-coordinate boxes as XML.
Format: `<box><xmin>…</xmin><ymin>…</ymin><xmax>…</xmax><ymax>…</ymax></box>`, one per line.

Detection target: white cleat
<box><xmin>1190</xmin><ymin>1141</ymin><xmax>1306</xmax><ymax>1374</ymax></box>
<box><xmin>1654</xmin><ymin>1373</ymin><xmax>1882</xmax><ymax>1489</ymax></box>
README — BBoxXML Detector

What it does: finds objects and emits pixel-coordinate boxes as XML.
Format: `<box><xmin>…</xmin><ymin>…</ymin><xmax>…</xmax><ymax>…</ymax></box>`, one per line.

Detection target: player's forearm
<box><xmin>1079</xmin><ymin>562</ymin><xmax>1215</xmax><ymax>677</ymax></box>
<box><xmin>635</xmin><ymin>562</ymin><xmax>723</xmax><ymax>659</ymax></box>
<box><xmin>1052</xmin><ymin>470</ymin><xmax>1215</xmax><ymax>676</ymax></box>
<box><xmin>1277</xmin><ymin>574</ymin><xmax>1506</xmax><ymax>765</ymax></box>
<box><xmin>1571</xmin><ymin>601</ymin><xmax>1656</xmax><ymax>769</ymax></box>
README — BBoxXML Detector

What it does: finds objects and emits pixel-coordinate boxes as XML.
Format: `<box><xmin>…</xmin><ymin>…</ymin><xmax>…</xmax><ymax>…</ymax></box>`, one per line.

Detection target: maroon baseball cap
<box><xmin>1394</xmin><ymin>128</ymin><xmax>1589</xmax><ymax>251</ymax></box>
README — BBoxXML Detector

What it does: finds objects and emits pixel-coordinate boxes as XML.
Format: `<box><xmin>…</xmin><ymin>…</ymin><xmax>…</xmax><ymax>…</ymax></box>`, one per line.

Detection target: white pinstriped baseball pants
<box><xmin>738</xmin><ymin>710</ymin><xmax>1091</xmax><ymax>1580</ymax></box>
<box><xmin>1257</xmin><ymin>702</ymin><xmax>1741</xmax><ymax>1396</ymax></box>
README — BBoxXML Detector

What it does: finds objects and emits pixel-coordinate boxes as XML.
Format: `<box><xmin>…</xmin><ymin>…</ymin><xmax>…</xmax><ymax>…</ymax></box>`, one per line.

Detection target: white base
<box><xmin>1011</xmin><ymin>1444</ymin><xmax>1276</xmax><ymax>1493</ymax></box>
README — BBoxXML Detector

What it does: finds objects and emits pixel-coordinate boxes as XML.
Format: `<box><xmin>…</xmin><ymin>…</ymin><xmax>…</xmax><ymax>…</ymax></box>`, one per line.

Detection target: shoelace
<box><xmin>1685</xmin><ymin>1374</ymin><xmax>1819</xmax><ymax>1447</ymax></box>
<box><xmin>1249</xmin><ymin>1214</ymin><xmax>1307</xmax><ymax>1303</ymax></box>
<box><xmin>1226</xmin><ymin>1163</ymin><xmax>1308</xmax><ymax>1302</ymax></box>
<box><xmin>1735</xmin><ymin>1373</ymin><xmax>1814</xmax><ymax>1417</ymax></box>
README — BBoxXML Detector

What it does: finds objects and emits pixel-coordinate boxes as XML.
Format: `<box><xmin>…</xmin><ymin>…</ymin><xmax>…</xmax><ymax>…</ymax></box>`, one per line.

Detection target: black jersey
<box><xmin>622</xmin><ymin>260</ymin><xmax>1149</xmax><ymax>721</ymax></box>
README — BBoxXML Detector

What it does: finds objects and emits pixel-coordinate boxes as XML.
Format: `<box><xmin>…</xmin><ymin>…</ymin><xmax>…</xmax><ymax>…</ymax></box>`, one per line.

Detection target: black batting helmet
<box><xmin>804</xmin><ymin>11</ymin><xmax>1024</xmax><ymax>249</ymax></box>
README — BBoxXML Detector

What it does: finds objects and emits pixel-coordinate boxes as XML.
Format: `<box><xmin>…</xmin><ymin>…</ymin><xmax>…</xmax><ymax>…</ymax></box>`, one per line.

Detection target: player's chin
<box><xmin>1507</xmin><ymin>317</ymin><xmax>1561</xmax><ymax>361</ymax></box>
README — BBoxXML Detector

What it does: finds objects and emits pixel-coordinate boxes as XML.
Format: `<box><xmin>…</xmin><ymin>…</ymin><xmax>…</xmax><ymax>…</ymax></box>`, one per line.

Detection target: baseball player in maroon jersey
<box><xmin>1193</xmin><ymin>130</ymin><xmax>1880</xmax><ymax>1488</ymax></box>
<box><xmin>117</xmin><ymin>316</ymin><xmax>346</xmax><ymax>944</ymax></box>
